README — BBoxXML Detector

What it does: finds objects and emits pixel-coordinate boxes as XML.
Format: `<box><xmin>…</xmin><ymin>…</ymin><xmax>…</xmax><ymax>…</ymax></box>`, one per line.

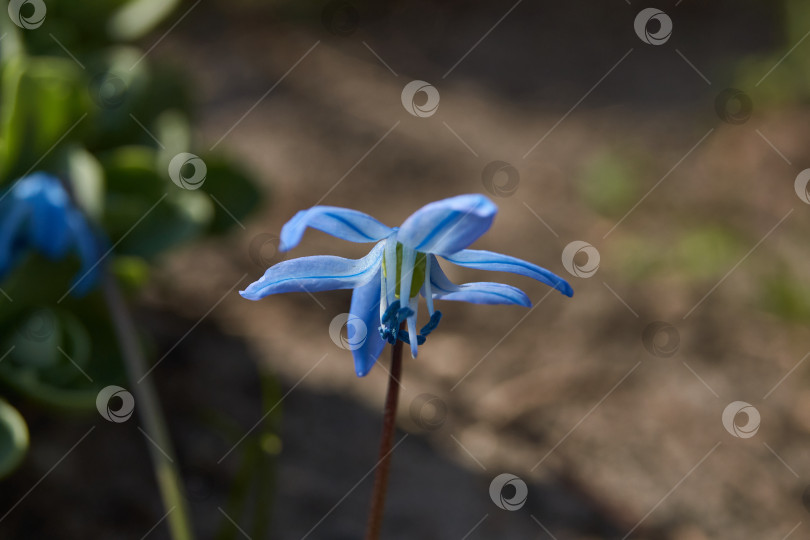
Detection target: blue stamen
<box><xmin>419</xmin><ymin>311</ymin><xmax>442</xmax><ymax>337</ymax></box>
<box><xmin>379</xmin><ymin>301</ymin><xmax>417</xmax><ymax>345</ymax></box>
<box><xmin>397</xmin><ymin>330</ymin><xmax>425</xmax><ymax>345</ymax></box>
<box><xmin>381</xmin><ymin>300</ymin><xmax>401</xmax><ymax>324</ymax></box>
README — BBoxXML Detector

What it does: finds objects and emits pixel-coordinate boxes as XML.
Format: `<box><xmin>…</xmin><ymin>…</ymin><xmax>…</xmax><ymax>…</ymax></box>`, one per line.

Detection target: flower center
<box><xmin>382</xmin><ymin>242</ymin><xmax>426</xmax><ymax>299</ymax></box>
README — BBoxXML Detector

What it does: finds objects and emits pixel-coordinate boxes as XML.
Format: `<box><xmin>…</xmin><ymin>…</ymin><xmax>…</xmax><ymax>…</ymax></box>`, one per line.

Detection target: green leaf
<box><xmin>101</xmin><ymin>145</ymin><xmax>214</xmax><ymax>258</ymax></box>
<box><xmin>1</xmin><ymin>56</ymin><xmax>89</xmax><ymax>182</ymax></box>
<box><xmin>155</xmin><ymin>109</ymin><xmax>192</xmax><ymax>169</ymax></box>
<box><xmin>108</xmin><ymin>0</ymin><xmax>182</xmax><ymax>41</ymax></box>
<box><xmin>83</xmin><ymin>47</ymin><xmax>151</xmax><ymax>150</ymax></box>
<box><xmin>2</xmin><ymin>309</ymin><xmax>94</xmax><ymax>397</ymax></box>
<box><xmin>112</xmin><ymin>256</ymin><xmax>150</xmax><ymax>292</ymax></box>
<box><xmin>200</xmin><ymin>157</ymin><xmax>263</xmax><ymax>234</ymax></box>
<box><xmin>62</xmin><ymin>144</ymin><xmax>106</xmax><ymax>220</ymax></box>
<box><xmin>0</xmin><ymin>15</ymin><xmax>24</xmax><ymax>64</ymax></box>
<box><xmin>0</xmin><ymin>303</ymin><xmax>124</xmax><ymax>411</ymax></box>
<box><xmin>0</xmin><ymin>398</ymin><xmax>28</xmax><ymax>479</ymax></box>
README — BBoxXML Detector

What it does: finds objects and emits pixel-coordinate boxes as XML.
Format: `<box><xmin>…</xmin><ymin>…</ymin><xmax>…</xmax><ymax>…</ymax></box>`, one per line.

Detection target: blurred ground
<box><xmin>7</xmin><ymin>1</ymin><xmax>810</xmax><ymax>538</ymax></box>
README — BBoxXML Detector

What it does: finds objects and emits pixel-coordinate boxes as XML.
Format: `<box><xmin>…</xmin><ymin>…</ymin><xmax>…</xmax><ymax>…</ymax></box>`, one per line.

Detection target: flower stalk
<box><xmin>102</xmin><ymin>272</ymin><xmax>195</xmax><ymax>540</ymax></box>
<box><xmin>364</xmin><ymin>331</ymin><xmax>404</xmax><ymax>540</ymax></box>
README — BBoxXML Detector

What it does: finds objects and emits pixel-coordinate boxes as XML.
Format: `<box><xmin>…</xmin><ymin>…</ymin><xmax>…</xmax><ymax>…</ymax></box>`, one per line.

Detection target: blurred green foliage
<box><xmin>0</xmin><ymin>397</ymin><xmax>28</xmax><ymax>479</ymax></box>
<box><xmin>672</xmin><ymin>227</ymin><xmax>744</xmax><ymax>280</ymax></box>
<box><xmin>759</xmin><ymin>271</ymin><xmax>810</xmax><ymax>323</ymax></box>
<box><xmin>732</xmin><ymin>0</ymin><xmax>810</xmax><ymax>321</ymax></box>
<box><xmin>736</xmin><ymin>0</ymin><xmax>810</xmax><ymax>105</ymax></box>
<box><xmin>611</xmin><ymin>226</ymin><xmax>744</xmax><ymax>282</ymax></box>
<box><xmin>0</xmin><ymin>0</ymin><xmax>261</xmax><ymax>478</ymax></box>
<box><xmin>577</xmin><ymin>150</ymin><xmax>642</xmax><ymax>219</ymax></box>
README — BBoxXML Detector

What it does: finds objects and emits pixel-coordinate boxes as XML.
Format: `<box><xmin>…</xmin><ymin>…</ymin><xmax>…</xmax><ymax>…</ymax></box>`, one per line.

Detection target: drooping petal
<box><xmin>279</xmin><ymin>206</ymin><xmax>392</xmax><ymax>252</ymax></box>
<box><xmin>433</xmin><ymin>282</ymin><xmax>531</xmax><ymax>306</ymax></box>
<box><xmin>349</xmin><ymin>265</ymin><xmax>386</xmax><ymax>377</ymax></box>
<box><xmin>424</xmin><ymin>254</ymin><xmax>459</xmax><ymax>294</ymax></box>
<box><xmin>240</xmin><ymin>241</ymin><xmax>385</xmax><ymax>300</ymax></box>
<box><xmin>422</xmin><ymin>255</ymin><xmax>434</xmax><ymax>314</ymax></box>
<box><xmin>396</xmin><ymin>194</ymin><xmax>497</xmax><ymax>256</ymax></box>
<box><xmin>0</xmin><ymin>173</ymin><xmax>106</xmax><ymax>295</ymax></box>
<box><xmin>444</xmin><ymin>249</ymin><xmax>573</xmax><ymax>297</ymax></box>
<box><xmin>425</xmin><ymin>254</ymin><xmax>530</xmax><ymax>306</ymax></box>
<box><xmin>406</xmin><ymin>296</ymin><xmax>419</xmax><ymax>357</ymax></box>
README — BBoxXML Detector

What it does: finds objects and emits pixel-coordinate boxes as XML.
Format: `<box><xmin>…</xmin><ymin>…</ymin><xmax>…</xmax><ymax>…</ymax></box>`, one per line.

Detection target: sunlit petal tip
<box><xmin>352</xmin><ymin>351</ymin><xmax>378</xmax><ymax>377</ymax></box>
<box><xmin>238</xmin><ymin>289</ymin><xmax>257</xmax><ymax>300</ymax></box>
<box><xmin>354</xmin><ymin>365</ymin><xmax>371</xmax><ymax>377</ymax></box>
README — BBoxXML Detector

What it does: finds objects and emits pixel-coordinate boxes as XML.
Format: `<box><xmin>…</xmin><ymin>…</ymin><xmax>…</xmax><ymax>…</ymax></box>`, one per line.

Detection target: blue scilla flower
<box><xmin>241</xmin><ymin>194</ymin><xmax>573</xmax><ymax>377</ymax></box>
<box><xmin>0</xmin><ymin>173</ymin><xmax>104</xmax><ymax>295</ymax></box>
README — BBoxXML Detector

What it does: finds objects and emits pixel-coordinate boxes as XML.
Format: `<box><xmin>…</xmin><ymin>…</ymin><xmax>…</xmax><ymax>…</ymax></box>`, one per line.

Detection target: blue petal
<box><xmin>424</xmin><ymin>254</ymin><xmax>458</xmax><ymax>294</ymax></box>
<box><xmin>349</xmin><ymin>266</ymin><xmax>386</xmax><ymax>377</ymax></box>
<box><xmin>444</xmin><ymin>249</ymin><xmax>573</xmax><ymax>297</ymax></box>
<box><xmin>405</xmin><ymin>296</ymin><xmax>419</xmax><ymax>358</ymax></box>
<box><xmin>0</xmin><ymin>173</ymin><xmax>106</xmax><ymax>295</ymax></box>
<box><xmin>67</xmin><ymin>210</ymin><xmax>105</xmax><ymax>296</ymax></box>
<box><xmin>396</xmin><ymin>194</ymin><xmax>497</xmax><ymax>256</ymax></box>
<box><xmin>433</xmin><ymin>282</ymin><xmax>532</xmax><ymax>307</ymax></box>
<box><xmin>240</xmin><ymin>241</ymin><xmax>385</xmax><ymax>300</ymax></box>
<box><xmin>426</xmin><ymin>254</ymin><xmax>530</xmax><ymax>306</ymax></box>
<box><xmin>0</xmin><ymin>202</ymin><xmax>29</xmax><ymax>278</ymax></box>
<box><xmin>24</xmin><ymin>175</ymin><xmax>73</xmax><ymax>259</ymax></box>
<box><xmin>433</xmin><ymin>282</ymin><xmax>531</xmax><ymax>306</ymax></box>
<box><xmin>279</xmin><ymin>206</ymin><xmax>392</xmax><ymax>252</ymax></box>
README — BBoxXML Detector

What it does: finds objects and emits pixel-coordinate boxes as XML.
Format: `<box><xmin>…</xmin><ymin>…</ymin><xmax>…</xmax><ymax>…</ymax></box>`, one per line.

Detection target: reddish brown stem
<box><xmin>364</xmin><ymin>334</ymin><xmax>404</xmax><ymax>540</ymax></box>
